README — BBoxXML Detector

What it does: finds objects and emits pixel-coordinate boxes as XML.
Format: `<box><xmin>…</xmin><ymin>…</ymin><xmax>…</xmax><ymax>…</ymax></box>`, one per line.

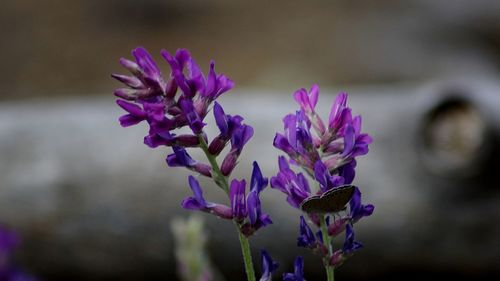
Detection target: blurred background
<box><xmin>1</xmin><ymin>0</ymin><xmax>500</xmax><ymax>280</ymax></box>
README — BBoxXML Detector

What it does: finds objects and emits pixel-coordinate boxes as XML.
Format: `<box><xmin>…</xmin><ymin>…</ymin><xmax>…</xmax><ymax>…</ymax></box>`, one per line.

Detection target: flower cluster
<box><xmin>113</xmin><ymin>47</ymin><xmax>272</xmax><ymax>239</ymax></box>
<box><xmin>271</xmin><ymin>85</ymin><xmax>374</xmax><ymax>270</ymax></box>
<box><xmin>182</xmin><ymin>162</ymin><xmax>272</xmax><ymax>236</ymax></box>
<box><xmin>114</xmin><ymin>47</ymin><xmax>375</xmax><ymax>281</ymax></box>
<box><xmin>114</xmin><ymin>47</ymin><xmax>248</xmax><ymax>178</ymax></box>
<box><xmin>0</xmin><ymin>226</ymin><xmax>38</xmax><ymax>281</ymax></box>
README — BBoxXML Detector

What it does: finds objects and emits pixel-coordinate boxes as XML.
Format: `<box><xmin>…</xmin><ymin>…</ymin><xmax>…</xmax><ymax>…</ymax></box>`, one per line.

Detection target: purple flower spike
<box><xmin>349</xmin><ymin>187</ymin><xmax>374</xmax><ymax>223</ymax></box>
<box><xmin>166</xmin><ymin>147</ymin><xmax>212</xmax><ymax>177</ymax></box>
<box><xmin>342</xmin><ymin>224</ymin><xmax>363</xmax><ymax>254</ymax></box>
<box><xmin>181</xmin><ymin>176</ymin><xmax>233</xmax><ymax>219</ymax></box>
<box><xmin>297</xmin><ymin>216</ymin><xmax>316</xmax><ymax>248</ymax></box>
<box><xmin>270</xmin><ymin>156</ymin><xmax>311</xmax><ymax>208</ymax></box>
<box><xmin>282</xmin><ymin>256</ymin><xmax>305</xmax><ymax>281</ymax></box>
<box><xmin>230</xmin><ymin>179</ymin><xmax>247</xmax><ymax>222</ymax></box>
<box><xmin>259</xmin><ymin>250</ymin><xmax>279</xmax><ymax>281</ymax></box>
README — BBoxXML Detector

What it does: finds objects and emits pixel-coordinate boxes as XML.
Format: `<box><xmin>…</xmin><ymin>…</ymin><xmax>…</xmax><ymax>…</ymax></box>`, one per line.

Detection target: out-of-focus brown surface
<box><xmin>1</xmin><ymin>1</ymin><xmax>500</xmax><ymax>281</ymax></box>
<box><xmin>2</xmin><ymin>0</ymin><xmax>500</xmax><ymax>99</ymax></box>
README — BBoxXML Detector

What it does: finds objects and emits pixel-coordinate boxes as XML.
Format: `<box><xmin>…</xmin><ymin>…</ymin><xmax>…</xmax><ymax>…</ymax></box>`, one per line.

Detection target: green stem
<box><xmin>197</xmin><ymin>134</ymin><xmax>256</xmax><ymax>281</ymax></box>
<box><xmin>198</xmin><ymin>135</ymin><xmax>229</xmax><ymax>193</ymax></box>
<box><xmin>320</xmin><ymin>214</ymin><xmax>335</xmax><ymax>281</ymax></box>
<box><xmin>238</xmin><ymin>230</ymin><xmax>256</xmax><ymax>281</ymax></box>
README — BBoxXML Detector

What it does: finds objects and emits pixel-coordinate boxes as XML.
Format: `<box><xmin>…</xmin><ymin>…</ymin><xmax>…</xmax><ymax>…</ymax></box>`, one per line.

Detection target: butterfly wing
<box><xmin>300</xmin><ymin>195</ymin><xmax>321</xmax><ymax>213</ymax></box>
<box><xmin>321</xmin><ymin>185</ymin><xmax>355</xmax><ymax>213</ymax></box>
<box><xmin>300</xmin><ymin>185</ymin><xmax>355</xmax><ymax>214</ymax></box>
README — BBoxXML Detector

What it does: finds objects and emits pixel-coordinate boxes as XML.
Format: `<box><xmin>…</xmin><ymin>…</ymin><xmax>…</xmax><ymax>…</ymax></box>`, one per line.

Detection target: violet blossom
<box><xmin>259</xmin><ymin>250</ymin><xmax>279</xmax><ymax>281</ymax></box>
<box><xmin>282</xmin><ymin>256</ymin><xmax>305</xmax><ymax>281</ymax></box>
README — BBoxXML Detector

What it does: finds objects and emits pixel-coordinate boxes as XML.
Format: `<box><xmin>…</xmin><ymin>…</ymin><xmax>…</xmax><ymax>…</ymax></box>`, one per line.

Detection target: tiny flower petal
<box><xmin>259</xmin><ymin>250</ymin><xmax>279</xmax><ymax>281</ymax></box>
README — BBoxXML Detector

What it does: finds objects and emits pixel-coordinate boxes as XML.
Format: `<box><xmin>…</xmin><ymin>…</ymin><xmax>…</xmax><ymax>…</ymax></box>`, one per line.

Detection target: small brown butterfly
<box><xmin>300</xmin><ymin>185</ymin><xmax>355</xmax><ymax>214</ymax></box>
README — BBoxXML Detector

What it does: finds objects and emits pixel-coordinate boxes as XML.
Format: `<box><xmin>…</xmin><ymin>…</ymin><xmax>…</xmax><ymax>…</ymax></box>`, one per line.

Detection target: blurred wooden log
<box><xmin>0</xmin><ymin>81</ymin><xmax>499</xmax><ymax>280</ymax></box>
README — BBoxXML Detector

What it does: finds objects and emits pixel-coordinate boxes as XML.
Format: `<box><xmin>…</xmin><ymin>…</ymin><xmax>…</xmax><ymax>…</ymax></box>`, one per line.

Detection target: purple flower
<box><xmin>282</xmin><ymin>256</ymin><xmax>305</xmax><ymax>281</ymax></box>
<box><xmin>342</xmin><ymin>224</ymin><xmax>363</xmax><ymax>254</ymax></box>
<box><xmin>259</xmin><ymin>250</ymin><xmax>279</xmax><ymax>281</ymax></box>
<box><xmin>349</xmin><ymin>187</ymin><xmax>374</xmax><ymax>223</ymax></box>
<box><xmin>181</xmin><ymin>176</ymin><xmax>233</xmax><ymax>219</ymax></box>
<box><xmin>270</xmin><ymin>156</ymin><xmax>311</xmax><ymax>208</ymax></box>
<box><xmin>328</xmin><ymin>92</ymin><xmax>349</xmax><ymax>135</ymax></box>
<box><xmin>231</xmin><ymin>163</ymin><xmax>272</xmax><ymax>236</ymax></box>
<box><xmin>112</xmin><ymin>47</ymin><xmax>167</xmax><ymax>101</ymax></box>
<box><xmin>208</xmin><ymin>102</ymin><xmax>243</xmax><ymax>155</ymax></box>
<box><xmin>161</xmin><ymin>49</ymin><xmax>204</xmax><ymax>99</ymax></box>
<box><xmin>230</xmin><ymin>179</ymin><xmax>247</xmax><ymax>222</ymax></box>
<box><xmin>116</xmin><ymin>100</ymin><xmax>147</xmax><ymax>127</ymax></box>
<box><xmin>179</xmin><ymin>98</ymin><xmax>205</xmax><ymax>134</ymax></box>
<box><xmin>293</xmin><ymin>85</ymin><xmax>319</xmax><ymax>114</ymax></box>
<box><xmin>245</xmin><ymin>162</ymin><xmax>272</xmax><ymax>234</ymax></box>
<box><xmin>313</xmin><ymin>161</ymin><xmax>344</xmax><ymax>193</ymax></box>
<box><xmin>220</xmin><ymin>124</ymin><xmax>254</xmax><ymax>176</ymax></box>
<box><xmin>250</xmin><ymin>162</ymin><xmax>268</xmax><ymax>194</ymax></box>
<box><xmin>274</xmin><ymin>111</ymin><xmax>319</xmax><ymax>172</ymax></box>
<box><xmin>293</xmin><ymin>84</ymin><xmax>326</xmax><ymax>136</ymax></box>
<box><xmin>166</xmin><ymin>147</ymin><xmax>212</xmax><ymax>177</ymax></box>
<box><xmin>203</xmin><ymin>61</ymin><xmax>235</xmax><ymax>100</ymax></box>
<box><xmin>297</xmin><ymin>216</ymin><xmax>316</xmax><ymax>248</ymax></box>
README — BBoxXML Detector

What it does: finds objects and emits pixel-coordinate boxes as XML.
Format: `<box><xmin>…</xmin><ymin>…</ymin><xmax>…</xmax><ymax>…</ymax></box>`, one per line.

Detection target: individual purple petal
<box><xmin>250</xmin><ymin>161</ymin><xmax>268</xmax><ymax>193</ymax></box>
<box><xmin>273</xmin><ymin>133</ymin><xmax>297</xmax><ymax>157</ymax></box>
<box><xmin>230</xmin><ymin>179</ymin><xmax>247</xmax><ymax>222</ymax></box>
<box><xmin>167</xmin><ymin>147</ymin><xmax>197</xmax><ymax>167</ymax></box>
<box><xmin>179</xmin><ymin>98</ymin><xmax>205</xmax><ymax>134</ymax></box>
<box><xmin>119</xmin><ymin>58</ymin><xmax>141</xmax><ymax>76</ymax></box>
<box><xmin>116</xmin><ymin>100</ymin><xmax>147</xmax><ymax>127</ymax></box>
<box><xmin>231</xmin><ymin>124</ymin><xmax>254</xmax><ymax>151</ymax></box>
<box><xmin>246</xmin><ymin>190</ymin><xmax>260</xmax><ymax>226</ymax></box>
<box><xmin>259</xmin><ymin>250</ymin><xmax>279</xmax><ymax>281</ymax></box>
<box><xmin>213</xmin><ymin>101</ymin><xmax>229</xmax><ymax>136</ymax></box>
<box><xmin>111</xmin><ymin>74</ymin><xmax>143</xmax><ymax>89</ymax></box>
<box><xmin>297</xmin><ymin>216</ymin><xmax>316</xmax><ymax>248</ymax></box>
<box><xmin>328</xmin><ymin>92</ymin><xmax>348</xmax><ymax>131</ymax></box>
<box><xmin>314</xmin><ymin>160</ymin><xmax>344</xmax><ymax>192</ymax></box>
<box><xmin>132</xmin><ymin>47</ymin><xmax>161</xmax><ymax>79</ymax></box>
<box><xmin>341</xmin><ymin>124</ymin><xmax>356</xmax><ymax>158</ymax></box>
<box><xmin>338</xmin><ymin>160</ymin><xmax>356</xmax><ymax>184</ymax></box>
<box><xmin>342</xmin><ymin>224</ymin><xmax>363</xmax><ymax>253</ymax></box>
<box><xmin>349</xmin><ymin>187</ymin><xmax>374</xmax><ymax>223</ymax></box>
<box><xmin>181</xmin><ymin>176</ymin><xmax>232</xmax><ymax>219</ymax></box>
<box><xmin>181</xmin><ymin>176</ymin><xmax>208</xmax><ymax>210</ymax></box>
<box><xmin>116</xmin><ymin>100</ymin><xmax>146</xmax><ymax>117</ymax></box>
<box><xmin>282</xmin><ymin>256</ymin><xmax>305</xmax><ymax>281</ymax></box>
<box><xmin>293</xmin><ymin>84</ymin><xmax>319</xmax><ymax>114</ymax></box>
